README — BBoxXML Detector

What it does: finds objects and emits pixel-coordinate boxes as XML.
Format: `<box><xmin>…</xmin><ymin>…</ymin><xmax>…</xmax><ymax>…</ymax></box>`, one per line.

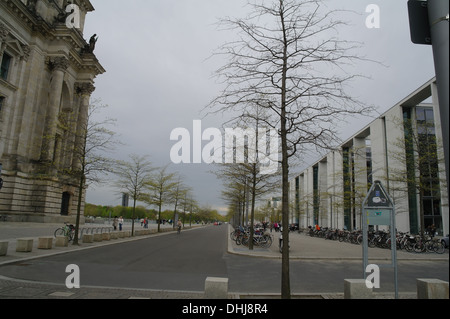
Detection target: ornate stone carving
<box><xmin>21</xmin><ymin>44</ymin><xmax>31</xmax><ymax>61</ymax></box>
<box><xmin>81</xmin><ymin>34</ymin><xmax>98</xmax><ymax>54</ymax></box>
<box><xmin>75</xmin><ymin>82</ymin><xmax>96</xmax><ymax>96</ymax></box>
<box><xmin>26</xmin><ymin>0</ymin><xmax>38</xmax><ymax>14</ymax></box>
<box><xmin>48</xmin><ymin>56</ymin><xmax>69</xmax><ymax>71</ymax></box>
<box><xmin>0</xmin><ymin>22</ymin><xmax>9</xmax><ymax>42</ymax></box>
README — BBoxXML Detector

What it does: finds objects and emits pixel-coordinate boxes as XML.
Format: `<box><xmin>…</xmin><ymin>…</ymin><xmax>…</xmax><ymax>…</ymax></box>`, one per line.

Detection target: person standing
<box><xmin>118</xmin><ymin>216</ymin><xmax>124</xmax><ymax>231</ymax></box>
<box><xmin>113</xmin><ymin>216</ymin><xmax>118</xmax><ymax>231</ymax></box>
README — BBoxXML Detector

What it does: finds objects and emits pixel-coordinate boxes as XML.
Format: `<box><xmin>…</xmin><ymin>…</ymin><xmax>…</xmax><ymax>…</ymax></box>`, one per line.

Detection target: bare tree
<box><xmin>143</xmin><ymin>165</ymin><xmax>178</xmax><ymax>232</ymax></box>
<box><xmin>171</xmin><ymin>176</ymin><xmax>190</xmax><ymax>229</ymax></box>
<box><xmin>208</xmin><ymin>0</ymin><xmax>375</xmax><ymax>298</ymax></box>
<box><xmin>70</xmin><ymin>100</ymin><xmax>118</xmax><ymax>245</ymax></box>
<box><xmin>114</xmin><ymin>154</ymin><xmax>154</xmax><ymax>236</ymax></box>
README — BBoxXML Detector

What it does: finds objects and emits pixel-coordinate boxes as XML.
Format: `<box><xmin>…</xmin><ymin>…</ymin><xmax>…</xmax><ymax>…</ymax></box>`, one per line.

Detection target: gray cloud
<box><xmin>84</xmin><ymin>0</ymin><xmax>435</xmax><ymax>214</ymax></box>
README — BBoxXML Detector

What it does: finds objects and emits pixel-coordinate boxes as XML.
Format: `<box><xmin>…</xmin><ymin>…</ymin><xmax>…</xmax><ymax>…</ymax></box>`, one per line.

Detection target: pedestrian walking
<box><xmin>177</xmin><ymin>219</ymin><xmax>182</xmax><ymax>234</ymax></box>
<box><xmin>118</xmin><ymin>216</ymin><xmax>124</xmax><ymax>231</ymax></box>
<box><xmin>113</xmin><ymin>216</ymin><xmax>118</xmax><ymax>231</ymax></box>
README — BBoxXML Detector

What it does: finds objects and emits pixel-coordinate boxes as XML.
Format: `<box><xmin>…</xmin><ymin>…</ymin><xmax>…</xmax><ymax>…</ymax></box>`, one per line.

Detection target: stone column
<box><xmin>0</xmin><ymin>22</ymin><xmax>9</xmax><ymax>67</ymax></box>
<box><xmin>353</xmin><ymin>137</ymin><xmax>368</xmax><ymax>229</ymax></box>
<box><xmin>72</xmin><ymin>82</ymin><xmax>95</xmax><ymax>170</ymax></box>
<box><xmin>43</xmin><ymin>56</ymin><xmax>69</xmax><ymax>162</ymax></box>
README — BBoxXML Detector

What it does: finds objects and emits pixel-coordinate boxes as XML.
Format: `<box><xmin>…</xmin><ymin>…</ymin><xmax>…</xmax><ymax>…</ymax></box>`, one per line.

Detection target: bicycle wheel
<box><xmin>414</xmin><ymin>242</ymin><xmax>426</xmax><ymax>253</ymax></box>
<box><xmin>235</xmin><ymin>234</ymin><xmax>243</xmax><ymax>246</ymax></box>
<box><xmin>54</xmin><ymin>228</ymin><xmax>65</xmax><ymax>237</ymax></box>
<box><xmin>68</xmin><ymin>229</ymin><xmax>74</xmax><ymax>242</ymax></box>
<box><xmin>241</xmin><ymin>235</ymin><xmax>249</xmax><ymax>246</ymax></box>
<box><xmin>433</xmin><ymin>242</ymin><xmax>445</xmax><ymax>254</ymax></box>
<box><xmin>404</xmin><ymin>241</ymin><xmax>414</xmax><ymax>252</ymax></box>
<box><xmin>425</xmin><ymin>240</ymin><xmax>435</xmax><ymax>253</ymax></box>
<box><xmin>264</xmin><ymin>235</ymin><xmax>273</xmax><ymax>248</ymax></box>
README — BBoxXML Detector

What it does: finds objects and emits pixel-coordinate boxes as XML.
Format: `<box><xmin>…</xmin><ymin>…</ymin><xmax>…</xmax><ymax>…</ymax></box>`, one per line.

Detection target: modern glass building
<box><xmin>290</xmin><ymin>78</ymin><xmax>448</xmax><ymax>236</ymax></box>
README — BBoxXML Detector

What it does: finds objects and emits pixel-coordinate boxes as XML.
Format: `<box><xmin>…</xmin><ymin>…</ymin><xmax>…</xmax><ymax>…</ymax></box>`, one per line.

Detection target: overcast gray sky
<box><xmin>83</xmin><ymin>0</ymin><xmax>435</xmax><ymax>214</ymax></box>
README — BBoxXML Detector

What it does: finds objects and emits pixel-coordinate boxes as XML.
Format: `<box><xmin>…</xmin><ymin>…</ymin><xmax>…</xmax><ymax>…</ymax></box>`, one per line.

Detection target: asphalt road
<box><xmin>0</xmin><ymin>225</ymin><xmax>448</xmax><ymax>295</ymax></box>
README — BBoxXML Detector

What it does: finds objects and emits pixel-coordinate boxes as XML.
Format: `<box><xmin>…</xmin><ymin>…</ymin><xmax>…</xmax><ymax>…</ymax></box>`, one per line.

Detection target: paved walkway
<box><xmin>0</xmin><ymin>222</ymin><xmax>447</xmax><ymax>299</ymax></box>
<box><xmin>227</xmin><ymin>226</ymin><xmax>449</xmax><ymax>261</ymax></box>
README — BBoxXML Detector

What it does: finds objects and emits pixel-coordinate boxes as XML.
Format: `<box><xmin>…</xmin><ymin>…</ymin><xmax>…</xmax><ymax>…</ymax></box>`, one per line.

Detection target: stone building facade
<box><xmin>0</xmin><ymin>0</ymin><xmax>104</xmax><ymax>223</ymax></box>
<box><xmin>290</xmin><ymin>78</ymin><xmax>449</xmax><ymax>236</ymax></box>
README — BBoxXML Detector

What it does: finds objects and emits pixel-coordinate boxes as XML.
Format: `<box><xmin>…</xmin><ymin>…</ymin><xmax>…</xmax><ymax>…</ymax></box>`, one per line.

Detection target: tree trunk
<box><xmin>73</xmin><ymin>173</ymin><xmax>85</xmax><ymax>246</ymax></box>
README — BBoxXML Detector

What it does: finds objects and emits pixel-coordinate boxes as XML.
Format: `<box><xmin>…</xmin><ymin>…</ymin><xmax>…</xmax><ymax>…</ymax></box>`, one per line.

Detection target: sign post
<box><xmin>362</xmin><ymin>181</ymin><xmax>398</xmax><ymax>299</ymax></box>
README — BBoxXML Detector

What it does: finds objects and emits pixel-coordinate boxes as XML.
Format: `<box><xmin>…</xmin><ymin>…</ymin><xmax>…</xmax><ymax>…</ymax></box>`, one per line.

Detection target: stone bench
<box><xmin>0</xmin><ymin>241</ymin><xmax>8</xmax><ymax>256</ymax></box>
<box><xmin>55</xmin><ymin>236</ymin><xmax>69</xmax><ymax>247</ymax></box>
<box><xmin>204</xmin><ymin>277</ymin><xmax>229</xmax><ymax>299</ymax></box>
<box><xmin>16</xmin><ymin>238</ymin><xmax>33</xmax><ymax>253</ymax></box>
<box><xmin>37</xmin><ymin>237</ymin><xmax>53</xmax><ymax>250</ymax></box>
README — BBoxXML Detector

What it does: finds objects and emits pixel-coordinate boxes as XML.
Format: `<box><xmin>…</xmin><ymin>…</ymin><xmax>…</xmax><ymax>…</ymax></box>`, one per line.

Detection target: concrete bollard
<box><xmin>205</xmin><ymin>277</ymin><xmax>229</xmax><ymax>299</ymax></box>
<box><xmin>102</xmin><ymin>232</ymin><xmax>111</xmax><ymax>241</ymax></box>
<box><xmin>38</xmin><ymin>237</ymin><xmax>53</xmax><ymax>250</ymax></box>
<box><xmin>82</xmin><ymin>234</ymin><xmax>94</xmax><ymax>243</ymax></box>
<box><xmin>16</xmin><ymin>238</ymin><xmax>33</xmax><ymax>252</ymax></box>
<box><xmin>93</xmin><ymin>233</ymin><xmax>103</xmax><ymax>242</ymax></box>
<box><xmin>55</xmin><ymin>236</ymin><xmax>69</xmax><ymax>247</ymax></box>
<box><xmin>0</xmin><ymin>241</ymin><xmax>8</xmax><ymax>256</ymax></box>
<box><xmin>344</xmin><ymin>279</ymin><xmax>373</xmax><ymax>299</ymax></box>
<box><xmin>417</xmin><ymin>279</ymin><xmax>449</xmax><ymax>299</ymax></box>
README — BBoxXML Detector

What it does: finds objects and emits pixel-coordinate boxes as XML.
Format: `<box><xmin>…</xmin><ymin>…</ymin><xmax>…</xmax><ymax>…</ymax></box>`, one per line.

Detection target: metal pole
<box><xmin>428</xmin><ymin>0</ymin><xmax>449</xmax><ymax>201</ymax></box>
<box><xmin>392</xmin><ymin>206</ymin><xmax>398</xmax><ymax>299</ymax></box>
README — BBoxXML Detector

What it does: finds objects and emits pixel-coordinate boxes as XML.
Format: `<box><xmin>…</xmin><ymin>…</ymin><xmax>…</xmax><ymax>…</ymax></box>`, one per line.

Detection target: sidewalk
<box><xmin>0</xmin><ymin>222</ymin><xmax>206</xmax><ymax>299</ymax></box>
<box><xmin>0</xmin><ymin>222</ymin><xmax>184</xmax><ymax>266</ymax></box>
<box><xmin>227</xmin><ymin>225</ymin><xmax>449</xmax><ymax>261</ymax></box>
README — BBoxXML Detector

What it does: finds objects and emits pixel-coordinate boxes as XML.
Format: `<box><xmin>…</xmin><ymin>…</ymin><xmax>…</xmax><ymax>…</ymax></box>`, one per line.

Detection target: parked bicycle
<box><xmin>235</xmin><ymin>227</ymin><xmax>273</xmax><ymax>248</ymax></box>
<box><xmin>307</xmin><ymin>226</ymin><xmax>447</xmax><ymax>254</ymax></box>
<box><xmin>54</xmin><ymin>223</ymin><xmax>76</xmax><ymax>242</ymax></box>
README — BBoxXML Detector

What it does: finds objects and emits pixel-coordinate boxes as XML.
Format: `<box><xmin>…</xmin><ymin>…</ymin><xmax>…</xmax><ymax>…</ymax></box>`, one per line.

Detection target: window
<box><xmin>0</xmin><ymin>96</ymin><xmax>4</xmax><ymax>112</ymax></box>
<box><xmin>1</xmin><ymin>53</ymin><xmax>12</xmax><ymax>80</ymax></box>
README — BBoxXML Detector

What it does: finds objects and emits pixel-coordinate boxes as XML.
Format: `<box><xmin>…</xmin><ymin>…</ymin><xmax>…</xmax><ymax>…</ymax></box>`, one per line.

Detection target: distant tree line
<box><xmin>84</xmin><ymin>203</ymin><xmax>227</xmax><ymax>225</ymax></box>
